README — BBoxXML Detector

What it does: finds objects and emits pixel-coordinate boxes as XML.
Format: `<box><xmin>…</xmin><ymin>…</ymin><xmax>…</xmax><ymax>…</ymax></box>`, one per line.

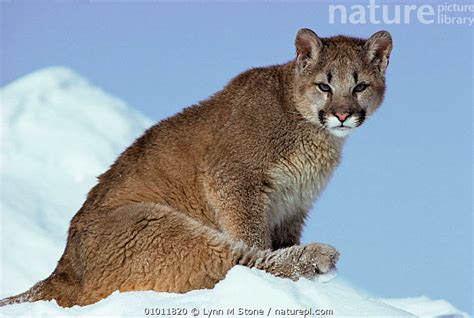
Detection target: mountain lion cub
<box><xmin>1</xmin><ymin>28</ymin><xmax>392</xmax><ymax>307</ymax></box>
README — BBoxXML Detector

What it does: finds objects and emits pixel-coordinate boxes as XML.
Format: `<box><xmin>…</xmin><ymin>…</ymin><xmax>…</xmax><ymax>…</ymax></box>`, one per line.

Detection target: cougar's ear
<box><xmin>365</xmin><ymin>30</ymin><xmax>393</xmax><ymax>72</ymax></box>
<box><xmin>295</xmin><ymin>28</ymin><xmax>323</xmax><ymax>71</ymax></box>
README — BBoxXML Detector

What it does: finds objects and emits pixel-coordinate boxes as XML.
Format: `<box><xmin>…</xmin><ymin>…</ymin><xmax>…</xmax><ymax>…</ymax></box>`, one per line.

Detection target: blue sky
<box><xmin>1</xmin><ymin>1</ymin><xmax>472</xmax><ymax>313</ymax></box>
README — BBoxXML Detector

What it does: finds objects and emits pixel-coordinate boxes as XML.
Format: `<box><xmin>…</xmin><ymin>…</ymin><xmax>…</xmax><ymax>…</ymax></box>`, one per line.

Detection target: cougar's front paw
<box><xmin>292</xmin><ymin>243</ymin><xmax>339</xmax><ymax>279</ymax></box>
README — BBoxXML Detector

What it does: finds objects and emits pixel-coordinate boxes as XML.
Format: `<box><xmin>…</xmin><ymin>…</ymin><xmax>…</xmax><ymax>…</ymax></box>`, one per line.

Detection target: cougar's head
<box><xmin>292</xmin><ymin>28</ymin><xmax>393</xmax><ymax>138</ymax></box>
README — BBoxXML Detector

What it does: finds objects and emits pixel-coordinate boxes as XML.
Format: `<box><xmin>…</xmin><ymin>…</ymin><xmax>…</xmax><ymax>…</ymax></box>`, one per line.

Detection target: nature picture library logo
<box><xmin>329</xmin><ymin>0</ymin><xmax>474</xmax><ymax>26</ymax></box>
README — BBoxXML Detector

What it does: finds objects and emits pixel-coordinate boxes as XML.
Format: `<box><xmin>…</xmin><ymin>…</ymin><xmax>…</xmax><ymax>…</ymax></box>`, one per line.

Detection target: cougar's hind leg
<box><xmin>73</xmin><ymin>202</ymin><xmax>240</xmax><ymax>305</ymax></box>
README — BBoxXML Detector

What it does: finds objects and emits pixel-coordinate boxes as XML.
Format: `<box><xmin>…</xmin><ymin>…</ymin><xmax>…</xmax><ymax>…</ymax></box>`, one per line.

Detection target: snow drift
<box><xmin>0</xmin><ymin>67</ymin><xmax>468</xmax><ymax>317</ymax></box>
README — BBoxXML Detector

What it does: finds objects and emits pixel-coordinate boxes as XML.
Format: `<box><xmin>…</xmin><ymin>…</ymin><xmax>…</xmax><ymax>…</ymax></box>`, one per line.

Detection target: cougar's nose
<box><xmin>334</xmin><ymin>112</ymin><xmax>351</xmax><ymax>122</ymax></box>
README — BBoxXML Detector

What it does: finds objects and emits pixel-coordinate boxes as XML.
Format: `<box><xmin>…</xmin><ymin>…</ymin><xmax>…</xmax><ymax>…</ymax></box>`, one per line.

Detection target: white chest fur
<box><xmin>267</xmin><ymin>134</ymin><xmax>342</xmax><ymax>229</ymax></box>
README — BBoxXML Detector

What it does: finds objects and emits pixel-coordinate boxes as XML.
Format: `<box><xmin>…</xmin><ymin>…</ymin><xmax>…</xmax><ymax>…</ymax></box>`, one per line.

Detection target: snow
<box><xmin>0</xmin><ymin>67</ymin><xmax>469</xmax><ymax>318</ymax></box>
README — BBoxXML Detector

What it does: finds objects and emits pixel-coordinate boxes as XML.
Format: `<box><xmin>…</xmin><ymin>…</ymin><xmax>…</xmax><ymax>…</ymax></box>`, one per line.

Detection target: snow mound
<box><xmin>0</xmin><ymin>67</ymin><xmax>468</xmax><ymax>317</ymax></box>
<box><xmin>1</xmin><ymin>267</ymin><xmax>415</xmax><ymax>317</ymax></box>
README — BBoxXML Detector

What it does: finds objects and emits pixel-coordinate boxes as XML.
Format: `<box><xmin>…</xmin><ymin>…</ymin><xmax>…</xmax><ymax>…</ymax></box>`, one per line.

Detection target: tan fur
<box><xmin>1</xmin><ymin>28</ymin><xmax>392</xmax><ymax>307</ymax></box>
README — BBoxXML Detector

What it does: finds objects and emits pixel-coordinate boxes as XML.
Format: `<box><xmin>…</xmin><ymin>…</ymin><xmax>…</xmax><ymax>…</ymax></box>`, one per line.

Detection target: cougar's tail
<box><xmin>0</xmin><ymin>266</ymin><xmax>82</xmax><ymax>307</ymax></box>
<box><xmin>0</xmin><ymin>278</ymin><xmax>52</xmax><ymax>307</ymax></box>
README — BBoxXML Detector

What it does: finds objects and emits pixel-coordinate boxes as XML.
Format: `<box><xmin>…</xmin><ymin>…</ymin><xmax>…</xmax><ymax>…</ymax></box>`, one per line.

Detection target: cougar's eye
<box><xmin>317</xmin><ymin>83</ymin><xmax>332</xmax><ymax>93</ymax></box>
<box><xmin>353</xmin><ymin>83</ymin><xmax>369</xmax><ymax>93</ymax></box>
